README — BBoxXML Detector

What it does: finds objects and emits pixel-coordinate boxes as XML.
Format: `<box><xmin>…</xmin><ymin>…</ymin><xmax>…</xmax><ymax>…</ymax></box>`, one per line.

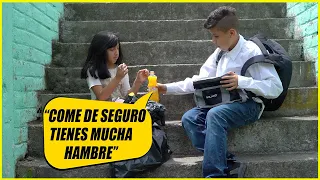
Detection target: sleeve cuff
<box><xmin>164</xmin><ymin>83</ymin><xmax>176</xmax><ymax>95</ymax></box>
<box><xmin>237</xmin><ymin>75</ymin><xmax>252</xmax><ymax>89</ymax></box>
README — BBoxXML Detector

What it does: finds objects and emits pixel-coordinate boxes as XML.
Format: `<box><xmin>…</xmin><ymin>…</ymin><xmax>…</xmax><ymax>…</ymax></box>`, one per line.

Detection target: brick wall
<box><xmin>287</xmin><ymin>3</ymin><xmax>318</xmax><ymax>75</ymax></box>
<box><xmin>2</xmin><ymin>3</ymin><xmax>63</xmax><ymax>177</ymax></box>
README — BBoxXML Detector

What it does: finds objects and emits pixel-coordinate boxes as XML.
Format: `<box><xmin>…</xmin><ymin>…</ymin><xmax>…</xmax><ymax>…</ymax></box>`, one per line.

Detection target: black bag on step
<box><xmin>110</xmin><ymin>94</ymin><xmax>171</xmax><ymax>177</ymax></box>
<box><xmin>124</xmin><ymin>94</ymin><xmax>166</xmax><ymax>126</ymax></box>
<box><xmin>110</xmin><ymin>125</ymin><xmax>172</xmax><ymax>178</ymax></box>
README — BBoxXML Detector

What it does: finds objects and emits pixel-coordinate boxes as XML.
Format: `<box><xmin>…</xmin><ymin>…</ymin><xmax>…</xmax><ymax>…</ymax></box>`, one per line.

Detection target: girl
<box><xmin>80</xmin><ymin>31</ymin><xmax>149</xmax><ymax>102</ymax></box>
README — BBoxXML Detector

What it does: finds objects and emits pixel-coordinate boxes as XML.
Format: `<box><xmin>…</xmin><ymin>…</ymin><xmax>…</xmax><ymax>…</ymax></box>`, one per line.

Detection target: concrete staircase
<box><xmin>16</xmin><ymin>3</ymin><xmax>318</xmax><ymax>177</ymax></box>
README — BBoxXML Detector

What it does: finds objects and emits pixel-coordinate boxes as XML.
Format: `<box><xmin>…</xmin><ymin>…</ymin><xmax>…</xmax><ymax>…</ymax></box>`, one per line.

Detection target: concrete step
<box><xmin>16</xmin><ymin>152</ymin><xmax>317</xmax><ymax>177</ymax></box>
<box><xmin>59</xmin><ymin>18</ymin><xmax>294</xmax><ymax>43</ymax></box>
<box><xmin>161</xmin><ymin>87</ymin><xmax>318</xmax><ymax>119</ymax></box>
<box><xmin>45</xmin><ymin>62</ymin><xmax>316</xmax><ymax>93</ymax></box>
<box><xmin>37</xmin><ymin>87</ymin><xmax>317</xmax><ymax>121</ymax></box>
<box><xmin>39</xmin><ymin>87</ymin><xmax>318</xmax><ymax>121</ymax></box>
<box><xmin>164</xmin><ymin>117</ymin><xmax>318</xmax><ymax>156</ymax></box>
<box><xmin>64</xmin><ymin>3</ymin><xmax>287</xmax><ymax>21</ymax></box>
<box><xmin>27</xmin><ymin>116</ymin><xmax>317</xmax><ymax>158</ymax></box>
<box><xmin>52</xmin><ymin>39</ymin><xmax>303</xmax><ymax>67</ymax></box>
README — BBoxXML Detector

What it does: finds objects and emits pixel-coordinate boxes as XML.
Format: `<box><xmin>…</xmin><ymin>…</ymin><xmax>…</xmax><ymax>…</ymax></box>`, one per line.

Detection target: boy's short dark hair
<box><xmin>204</xmin><ymin>6</ymin><xmax>239</xmax><ymax>32</ymax></box>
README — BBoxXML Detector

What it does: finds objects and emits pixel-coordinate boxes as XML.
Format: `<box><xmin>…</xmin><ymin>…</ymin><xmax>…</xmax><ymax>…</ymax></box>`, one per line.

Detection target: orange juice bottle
<box><xmin>148</xmin><ymin>71</ymin><xmax>159</xmax><ymax>102</ymax></box>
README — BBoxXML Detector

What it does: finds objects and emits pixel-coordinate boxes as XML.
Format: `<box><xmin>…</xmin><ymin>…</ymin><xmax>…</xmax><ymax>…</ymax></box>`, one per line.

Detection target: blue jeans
<box><xmin>181</xmin><ymin>99</ymin><xmax>261</xmax><ymax>177</ymax></box>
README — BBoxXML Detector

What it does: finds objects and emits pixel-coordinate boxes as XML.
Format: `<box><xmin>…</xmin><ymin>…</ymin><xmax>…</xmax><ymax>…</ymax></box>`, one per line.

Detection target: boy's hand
<box><xmin>157</xmin><ymin>83</ymin><xmax>167</xmax><ymax>94</ymax></box>
<box><xmin>220</xmin><ymin>71</ymin><xmax>238</xmax><ymax>91</ymax></box>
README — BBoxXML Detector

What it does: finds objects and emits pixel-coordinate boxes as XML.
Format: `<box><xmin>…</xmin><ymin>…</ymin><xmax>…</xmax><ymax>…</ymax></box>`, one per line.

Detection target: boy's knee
<box><xmin>181</xmin><ymin>109</ymin><xmax>197</xmax><ymax>127</ymax></box>
<box><xmin>206</xmin><ymin>107</ymin><xmax>227</xmax><ymax>128</ymax></box>
<box><xmin>181</xmin><ymin>111</ymin><xmax>192</xmax><ymax>126</ymax></box>
<box><xmin>207</xmin><ymin>107</ymin><xmax>222</xmax><ymax>120</ymax></box>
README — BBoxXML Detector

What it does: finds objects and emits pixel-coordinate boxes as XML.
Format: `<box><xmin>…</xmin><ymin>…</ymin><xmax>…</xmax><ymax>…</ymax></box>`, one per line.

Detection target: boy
<box><xmin>157</xmin><ymin>6</ymin><xmax>283</xmax><ymax>177</ymax></box>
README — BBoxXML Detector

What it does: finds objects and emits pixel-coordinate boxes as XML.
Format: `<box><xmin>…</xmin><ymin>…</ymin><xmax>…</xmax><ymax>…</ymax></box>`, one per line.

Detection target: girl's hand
<box><xmin>136</xmin><ymin>69</ymin><xmax>149</xmax><ymax>84</ymax></box>
<box><xmin>116</xmin><ymin>63</ymin><xmax>128</xmax><ymax>80</ymax></box>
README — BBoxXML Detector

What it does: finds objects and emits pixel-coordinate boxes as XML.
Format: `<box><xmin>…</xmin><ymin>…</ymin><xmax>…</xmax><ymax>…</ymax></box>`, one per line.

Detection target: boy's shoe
<box><xmin>226</xmin><ymin>162</ymin><xmax>247</xmax><ymax>178</ymax></box>
<box><xmin>237</xmin><ymin>163</ymin><xmax>247</xmax><ymax>177</ymax></box>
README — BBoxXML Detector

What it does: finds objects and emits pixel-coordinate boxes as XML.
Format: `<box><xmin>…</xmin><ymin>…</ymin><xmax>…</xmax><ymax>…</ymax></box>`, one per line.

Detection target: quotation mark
<box><xmin>113</xmin><ymin>146</ymin><xmax>119</xmax><ymax>150</ymax></box>
<box><xmin>45</xmin><ymin>109</ymin><xmax>50</xmax><ymax>113</ymax></box>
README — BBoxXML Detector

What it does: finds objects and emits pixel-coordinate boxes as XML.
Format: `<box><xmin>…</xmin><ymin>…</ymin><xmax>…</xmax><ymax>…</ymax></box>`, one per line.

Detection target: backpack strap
<box><xmin>216</xmin><ymin>50</ymin><xmax>226</xmax><ymax>66</ymax></box>
<box><xmin>240</xmin><ymin>55</ymin><xmax>275</xmax><ymax>99</ymax></box>
<box><xmin>250</xmin><ymin>37</ymin><xmax>269</xmax><ymax>56</ymax></box>
<box><xmin>240</xmin><ymin>55</ymin><xmax>276</xmax><ymax>76</ymax></box>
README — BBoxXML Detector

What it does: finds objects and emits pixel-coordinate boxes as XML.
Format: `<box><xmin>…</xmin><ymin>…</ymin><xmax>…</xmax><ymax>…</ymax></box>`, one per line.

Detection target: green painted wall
<box><xmin>2</xmin><ymin>3</ymin><xmax>63</xmax><ymax>177</ymax></box>
<box><xmin>287</xmin><ymin>3</ymin><xmax>318</xmax><ymax>76</ymax></box>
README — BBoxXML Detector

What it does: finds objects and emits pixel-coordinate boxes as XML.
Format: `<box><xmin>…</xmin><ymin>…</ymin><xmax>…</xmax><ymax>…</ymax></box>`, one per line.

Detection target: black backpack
<box><xmin>216</xmin><ymin>34</ymin><xmax>292</xmax><ymax>111</ymax></box>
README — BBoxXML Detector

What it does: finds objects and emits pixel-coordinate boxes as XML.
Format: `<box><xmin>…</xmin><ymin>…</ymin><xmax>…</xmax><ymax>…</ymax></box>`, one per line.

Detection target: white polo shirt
<box><xmin>165</xmin><ymin>34</ymin><xmax>283</xmax><ymax>118</ymax></box>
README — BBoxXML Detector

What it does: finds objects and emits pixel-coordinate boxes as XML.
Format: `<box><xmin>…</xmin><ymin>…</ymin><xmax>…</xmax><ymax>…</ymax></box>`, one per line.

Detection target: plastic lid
<box><xmin>150</xmin><ymin>71</ymin><xmax>155</xmax><ymax>76</ymax></box>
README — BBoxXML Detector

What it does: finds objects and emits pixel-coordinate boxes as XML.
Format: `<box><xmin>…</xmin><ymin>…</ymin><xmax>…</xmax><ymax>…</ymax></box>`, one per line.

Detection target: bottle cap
<box><xmin>150</xmin><ymin>71</ymin><xmax>155</xmax><ymax>76</ymax></box>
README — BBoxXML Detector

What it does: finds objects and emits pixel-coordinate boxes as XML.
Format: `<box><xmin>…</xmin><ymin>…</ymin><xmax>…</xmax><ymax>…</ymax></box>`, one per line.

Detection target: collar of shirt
<box><xmin>223</xmin><ymin>34</ymin><xmax>245</xmax><ymax>61</ymax></box>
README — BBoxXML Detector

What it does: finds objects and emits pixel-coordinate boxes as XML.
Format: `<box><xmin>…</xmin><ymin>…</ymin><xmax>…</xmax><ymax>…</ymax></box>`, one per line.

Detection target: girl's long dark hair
<box><xmin>80</xmin><ymin>31</ymin><xmax>123</xmax><ymax>79</ymax></box>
